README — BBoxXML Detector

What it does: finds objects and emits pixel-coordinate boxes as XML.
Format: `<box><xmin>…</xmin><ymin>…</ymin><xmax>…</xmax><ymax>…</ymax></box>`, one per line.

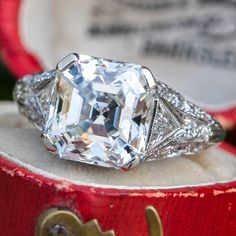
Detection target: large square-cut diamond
<box><xmin>44</xmin><ymin>54</ymin><xmax>155</xmax><ymax>170</ymax></box>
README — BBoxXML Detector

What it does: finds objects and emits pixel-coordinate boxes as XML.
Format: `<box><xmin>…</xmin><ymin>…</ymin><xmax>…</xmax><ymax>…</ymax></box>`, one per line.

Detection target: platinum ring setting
<box><xmin>14</xmin><ymin>53</ymin><xmax>225</xmax><ymax>171</ymax></box>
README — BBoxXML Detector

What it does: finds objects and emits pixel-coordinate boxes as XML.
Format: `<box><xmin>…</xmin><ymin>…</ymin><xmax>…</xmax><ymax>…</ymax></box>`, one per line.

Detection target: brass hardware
<box><xmin>35</xmin><ymin>208</ymin><xmax>115</xmax><ymax>236</ymax></box>
<box><xmin>145</xmin><ymin>206</ymin><xmax>163</xmax><ymax>236</ymax></box>
<box><xmin>36</xmin><ymin>206</ymin><xmax>163</xmax><ymax>236</ymax></box>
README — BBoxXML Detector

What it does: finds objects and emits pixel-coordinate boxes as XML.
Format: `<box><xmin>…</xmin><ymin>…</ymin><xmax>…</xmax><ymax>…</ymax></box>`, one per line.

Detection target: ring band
<box><xmin>14</xmin><ymin>53</ymin><xmax>225</xmax><ymax>171</ymax></box>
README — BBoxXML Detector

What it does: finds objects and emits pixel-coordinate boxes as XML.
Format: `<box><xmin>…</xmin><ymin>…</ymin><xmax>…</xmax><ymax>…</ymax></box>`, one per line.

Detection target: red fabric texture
<box><xmin>0</xmin><ymin>156</ymin><xmax>236</xmax><ymax>236</ymax></box>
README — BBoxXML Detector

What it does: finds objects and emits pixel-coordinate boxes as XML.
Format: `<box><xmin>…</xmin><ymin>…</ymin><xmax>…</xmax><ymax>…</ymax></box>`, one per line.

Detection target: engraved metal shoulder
<box><xmin>146</xmin><ymin>78</ymin><xmax>225</xmax><ymax>160</ymax></box>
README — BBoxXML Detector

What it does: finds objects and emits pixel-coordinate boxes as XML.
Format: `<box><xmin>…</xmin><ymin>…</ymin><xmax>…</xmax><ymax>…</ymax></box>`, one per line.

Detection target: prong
<box><xmin>141</xmin><ymin>66</ymin><xmax>157</xmax><ymax>89</ymax></box>
<box><xmin>56</xmin><ymin>53</ymin><xmax>80</xmax><ymax>71</ymax></box>
<box><xmin>41</xmin><ymin>133</ymin><xmax>57</xmax><ymax>154</ymax></box>
<box><xmin>120</xmin><ymin>156</ymin><xmax>141</xmax><ymax>172</ymax></box>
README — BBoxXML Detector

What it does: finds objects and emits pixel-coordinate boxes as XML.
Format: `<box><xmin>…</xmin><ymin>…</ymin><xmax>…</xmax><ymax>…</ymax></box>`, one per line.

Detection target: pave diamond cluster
<box><xmin>14</xmin><ymin>53</ymin><xmax>225</xmax><ymax>171</ymax></box>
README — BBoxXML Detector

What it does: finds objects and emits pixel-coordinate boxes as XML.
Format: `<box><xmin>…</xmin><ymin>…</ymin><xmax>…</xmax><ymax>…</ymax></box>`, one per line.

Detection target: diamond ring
<box><xmin>14</xmin><ymin>53</ymin><xmax>225</xmax><ymax>171</ymax></box>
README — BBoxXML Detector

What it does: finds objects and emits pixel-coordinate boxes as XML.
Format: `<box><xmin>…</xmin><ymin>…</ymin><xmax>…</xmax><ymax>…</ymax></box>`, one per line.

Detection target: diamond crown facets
<box><xmin>44</xmin><ymin>54</ymin><xmax>155</xmax><ymax>170</ymax></box>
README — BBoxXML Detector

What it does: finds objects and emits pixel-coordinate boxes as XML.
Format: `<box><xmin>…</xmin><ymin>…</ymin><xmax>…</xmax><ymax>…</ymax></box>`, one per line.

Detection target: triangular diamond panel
<box><xmin>146</xmin><ymin>81</ymin><xmax>224</xmax><ymax>160</ymax></box>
